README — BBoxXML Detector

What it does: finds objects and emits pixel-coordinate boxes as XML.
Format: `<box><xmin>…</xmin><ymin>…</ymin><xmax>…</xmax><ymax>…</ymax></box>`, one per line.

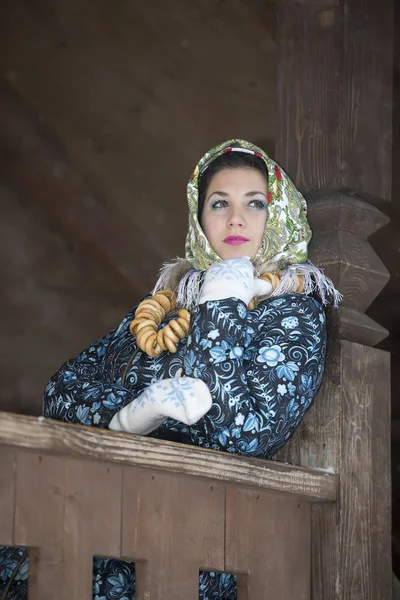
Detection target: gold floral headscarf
<box><xmin>154</xmin><ymin>139</ymin><xmax>341</xmax><ymax>308</ymax></box>
<box><xmin>186</xmin><ymin>139</ymin><xmax>310</xmax><ymax>272</ymax></box>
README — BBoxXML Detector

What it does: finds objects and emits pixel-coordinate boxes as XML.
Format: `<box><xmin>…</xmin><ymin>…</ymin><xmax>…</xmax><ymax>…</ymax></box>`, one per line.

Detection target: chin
<box><xmin>220</xmin><ymin>247</ymin><xmax>255</xmax><ymax>260</ymax></box>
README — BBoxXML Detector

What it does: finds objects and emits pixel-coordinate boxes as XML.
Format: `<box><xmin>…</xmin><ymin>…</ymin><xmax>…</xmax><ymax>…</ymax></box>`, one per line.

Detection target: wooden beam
<box><xmin>0</xmin><ymin>82</ymin><xmax>165</xmax><ymax>298</ymax></box>
<box><xmin>0</xmin><ymin>412</ymin><xmax>338</xmax><ymax>502</ymax></box>
<box><xmin>276</xmin><ymin>0</ymin><xmax>343</xmax><ymax>190</ymax></box>
<box><xmin>276</xmin><ymin>0</ymin><xmax>393</xmax><ymax>200</ymax></box>
<box><xmin>291</xmin><ymin>0</ymin><xmax>340</xmax><ymax>8</ymax></box>
<box><xmin>276</xmin><ymin>2</ymin><xmax>393</xmax><ymax>598</ymax></box>
<box><xmin>340</xmin><ymin>342</ymin><xmax>391</xmax><ymax>599</ymax></box>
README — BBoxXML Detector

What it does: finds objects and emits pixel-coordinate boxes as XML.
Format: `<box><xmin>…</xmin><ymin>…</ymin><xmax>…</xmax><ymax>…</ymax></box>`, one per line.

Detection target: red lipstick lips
<box><xmin>223</xmin><ymin>235</ymin><xmax>249</xmax><ymax>246</ymax></box>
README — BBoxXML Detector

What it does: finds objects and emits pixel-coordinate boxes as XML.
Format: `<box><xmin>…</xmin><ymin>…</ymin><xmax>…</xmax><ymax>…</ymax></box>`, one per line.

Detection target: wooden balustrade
<box><xmin>0</xmin><ymin>412</ymin><xmax>337</xmax><ymax>600</ymax></box>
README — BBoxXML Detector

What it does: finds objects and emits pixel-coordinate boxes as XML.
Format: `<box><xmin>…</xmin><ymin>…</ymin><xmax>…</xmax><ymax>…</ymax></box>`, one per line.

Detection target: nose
<box><xmin>227</xmin><ymin>207</ymin><xmax>246</xmax><ymax>228</ymax></box>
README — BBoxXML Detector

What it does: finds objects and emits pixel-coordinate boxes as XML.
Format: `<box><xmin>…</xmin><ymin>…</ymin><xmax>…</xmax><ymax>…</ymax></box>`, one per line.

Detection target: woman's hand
<box><xmin>199</xmin><ymin>257</ymin><xmax>273</xmax><ymax>306</ymax></box>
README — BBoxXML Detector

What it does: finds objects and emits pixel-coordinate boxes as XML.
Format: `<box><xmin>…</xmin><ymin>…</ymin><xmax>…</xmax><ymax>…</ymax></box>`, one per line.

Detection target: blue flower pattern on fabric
<box><xmin>92</xmin><ymin>557</ymin><xmax>135</xmax><ymax>600</ymax></box>
<box><xmin>0</xmin><ymin>547</ymin><xmax>29</xmax><ymax>600</ymax></box>
<box><xmin>2</xmin><ymin>293</ymin><xmax>326</xmax><ymax>599</ymax></box>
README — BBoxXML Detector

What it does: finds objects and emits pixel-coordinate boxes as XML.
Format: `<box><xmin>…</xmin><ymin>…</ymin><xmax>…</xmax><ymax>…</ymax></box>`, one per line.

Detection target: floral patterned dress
<box><xmin>0</xmin><ymin>293</ymin><xmax>326</xmax><ymax>600</ymax></box>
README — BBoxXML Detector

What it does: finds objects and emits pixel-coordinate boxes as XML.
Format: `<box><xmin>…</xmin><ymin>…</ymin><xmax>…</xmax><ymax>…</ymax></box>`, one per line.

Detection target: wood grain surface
<box><xmin>0</xmin><ymin>412</ymin><xmax>337</xmax><ymax>501</ymax></box>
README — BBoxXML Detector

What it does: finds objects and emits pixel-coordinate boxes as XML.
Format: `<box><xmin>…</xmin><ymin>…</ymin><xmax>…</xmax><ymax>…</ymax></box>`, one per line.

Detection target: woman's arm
<box><xmin>42</xmin><ymin>311</ymin><xmax>137</xmax><ymax>428</ymax></box>
<box><xmin>183</xmin><ymin>293</ymin><xmax>327</xmax><ymax>458</ymax></box>
<box><xmin>43</xmin><ymin>305</ymin><xmax>212</xmax><ymax>434</ymax></box>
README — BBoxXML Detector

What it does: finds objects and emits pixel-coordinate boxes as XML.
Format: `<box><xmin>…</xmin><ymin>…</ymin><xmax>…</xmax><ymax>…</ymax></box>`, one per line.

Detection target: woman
<box><xmin>0</xmin><ymin>140</ymin><xmax>340</xmax><ymax>599</ymax></box>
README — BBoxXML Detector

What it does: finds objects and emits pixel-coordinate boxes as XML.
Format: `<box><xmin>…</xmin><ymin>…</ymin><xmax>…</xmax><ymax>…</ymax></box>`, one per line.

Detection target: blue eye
<box><xmin>211</xmin><ymin>199</ymin><xmax>228</xmax><ymax>209</ymax></box>
<box><xmin>249</xmin><ymin>198</ymin><xmax>268</xmax><ymax>210</ymax></box>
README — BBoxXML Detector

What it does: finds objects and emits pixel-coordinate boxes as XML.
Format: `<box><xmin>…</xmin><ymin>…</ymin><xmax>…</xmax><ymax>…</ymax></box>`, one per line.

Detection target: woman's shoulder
<box><xmin>248</xmin><ymin>293</ymin><xmax>327</xmax><ymax>349</ymax></box>
<box><xmin>255</xmin><ymin>292</ymin><xmax>325</xmax><ymax>314</ymax></box>
<box><xmin>249</xmin><ymin>292</ymin><xmax>326</xmax><ymax>334</ymax></box>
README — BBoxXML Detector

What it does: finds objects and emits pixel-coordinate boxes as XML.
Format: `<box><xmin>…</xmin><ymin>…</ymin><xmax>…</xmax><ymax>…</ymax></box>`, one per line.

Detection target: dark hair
<box><xmin>197</xmin><ymin>150</ymin><xmax>269</xmax><ymax>222</ymax></box>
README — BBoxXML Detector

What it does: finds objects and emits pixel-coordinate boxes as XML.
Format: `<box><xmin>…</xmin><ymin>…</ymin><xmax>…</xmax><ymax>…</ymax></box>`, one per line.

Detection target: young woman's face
<box><xmin>200</xmin><ymin>167</ymin><xmax>268</xmax><ymax>260</ymax></box>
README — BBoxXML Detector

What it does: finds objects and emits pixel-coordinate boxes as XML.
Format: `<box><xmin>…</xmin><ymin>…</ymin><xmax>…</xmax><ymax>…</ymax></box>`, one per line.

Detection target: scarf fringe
<box><xmin>152</xmin><ymin>259</ymin><xmax>342</xmax><ymax>309</ymax></box>
<box><xmin>176</xmin><ymin>268</ymin><xmax>203</xmax><ymax>309</ymax></box>
<box><xmin>271</xmin><ymin>262</ymin><xmax>342</xmax><ymax>308</ymax></box>
<box><xmin>152</xmin><ymin>259</ymin><xmax>201</xmax><ymax>309</ymax></box>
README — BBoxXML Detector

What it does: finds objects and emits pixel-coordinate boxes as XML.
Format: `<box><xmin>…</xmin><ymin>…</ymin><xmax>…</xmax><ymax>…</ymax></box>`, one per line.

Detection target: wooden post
<box><xmin>276</xmin><ymin>1</ymin><xmax>393</xmax><ymax>598</ymax></box>
<box><xmin>276</xmin><ymin>0</ymin><xmax>393</xmax><ymax>199</ymax></box>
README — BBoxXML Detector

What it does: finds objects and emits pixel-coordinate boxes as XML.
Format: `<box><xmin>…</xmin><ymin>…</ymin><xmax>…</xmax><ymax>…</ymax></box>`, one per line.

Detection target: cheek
<box><xmin>201</xmin><ymin>215</ymin><xmax>222</xmax><ymax>240</ymax></box>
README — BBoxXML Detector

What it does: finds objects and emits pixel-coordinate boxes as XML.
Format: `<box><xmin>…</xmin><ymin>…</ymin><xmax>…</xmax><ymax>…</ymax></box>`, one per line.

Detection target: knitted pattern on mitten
<box><xmin>109</xmin><ymin>376</ymin><xmax>212</xmax><ymax>435</ymax></box>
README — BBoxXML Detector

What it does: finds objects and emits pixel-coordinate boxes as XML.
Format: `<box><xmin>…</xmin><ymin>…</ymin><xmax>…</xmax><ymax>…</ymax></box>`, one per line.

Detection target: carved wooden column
<box><xmin>307</xmin><ymin>189</ymin><xmax>390</xmax><ymax>346</ymax></box>
<box><xmin>275</xmin><ymin>0</ymin><xmax>393</xmax><ymax>598</ymax></box>
<box><xmin>275</xmin><ymin>190</ymin><xmax>391</xmax><ymax>599</ymax></box>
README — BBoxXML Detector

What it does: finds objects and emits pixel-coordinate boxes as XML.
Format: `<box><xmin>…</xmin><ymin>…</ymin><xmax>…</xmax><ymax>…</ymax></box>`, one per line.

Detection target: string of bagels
<box><xmin>130</xmin><ymin>271</ymin><xmax>305</xmax><ymax>357</ymax></box>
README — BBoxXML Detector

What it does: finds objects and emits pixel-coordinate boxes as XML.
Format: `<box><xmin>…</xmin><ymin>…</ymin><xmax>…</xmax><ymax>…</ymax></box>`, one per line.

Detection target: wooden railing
<box><xmin>0</xmin><ymin>412</ymin><xmax>336</xmax><ymax>599</ymax></box>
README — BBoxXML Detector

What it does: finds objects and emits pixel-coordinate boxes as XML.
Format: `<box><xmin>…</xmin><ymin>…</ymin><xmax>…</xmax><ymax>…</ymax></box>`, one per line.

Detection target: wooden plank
<box><xmin>340</xmin><ymin>0</ymin><xmax>393</xmax><ymax>202</ymax></box>
<box><xmin>276</xmin><ymin>1</ymin><xmax>393</xmax><ymax>597</ymax></box>
<box><xmin>13</xmin><ymin>452</ymin><xmax>66</xmax><ymax>600</ymax></box>
<box><xmin>0</xmin><ymin>448</ymin><xmax>16</xmax><ymax>545</ymax></box>
<box><xmin>311</xmin><ymin>503</ymin><xmax>338</xmax><ymax>599</ymax></box>
<box><xmin>225</xmin><ymin>488</ymin><xmax>311</xmax><ymax>599</ymax></box>
<box><xmin>62</xmin><ymin>458</ymin><xmax>123</xmax><ymax>599</ymax></box>
<box><xmin>291</xmin><ymin>0</ymin><xmax>340</xmax><ymax>7</ymax></box>
<box><xmin>13</xmin><ymin>451</ymin><xmax>122</xmax><ymax>600</ymax></box>
<box><xmin>340</xmin><ymin>342</ymin><xmax>391</xmax><ymax>600</ymax></box>
<box><xmin>276</xmin><ymin>0</ymin><xmax>393</xmax><ymax>201</ymax></box>
<box><xmin>280</xmin><ymin>342</ymin><xmax>392</xmax><ymax>599</ymax></box>
<box><xmin>0</xmin><ymin>413</ymin><xmax>338</xmax><ymax>501</ymax></box>
<box><xmin>371</xmin><ymin>355</ymin><xmax>392</xmax><ymax>600</ymax></box>
<box><xmin>121</xmin><ymin>468</ymin><xmax>225</xmax><ymax>599</ymax></box>
<box><xmin>276</xmin><ymin>0</ymin><xmax>343</xmax><ymax>190</ymax></box>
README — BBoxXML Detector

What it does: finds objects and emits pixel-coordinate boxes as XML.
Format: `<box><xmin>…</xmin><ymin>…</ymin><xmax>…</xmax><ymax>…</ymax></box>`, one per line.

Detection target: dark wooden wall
<box><xmin>0</xmin><ymin>184</ymin><xmax>129</xmax><ymax>415</ymax></box>
<box><xmin>0</xmin><ymin>0</ymin><xmax>276</xmax><ymax>415</ymax></box>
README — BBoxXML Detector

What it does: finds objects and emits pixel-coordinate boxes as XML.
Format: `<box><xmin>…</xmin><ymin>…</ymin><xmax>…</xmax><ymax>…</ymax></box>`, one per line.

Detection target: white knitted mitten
<box><xmin>108</xmin><ymin>376</ymin><xmax>212</xmax><ymax>435</ymax></box>
<box><xmin>199</xmin><ymin>257</ymin><xmax>273</xmax><ymax>306</ymax></box>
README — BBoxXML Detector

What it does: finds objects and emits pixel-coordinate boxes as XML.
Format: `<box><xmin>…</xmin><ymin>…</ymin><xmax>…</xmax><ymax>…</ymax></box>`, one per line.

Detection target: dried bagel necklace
<box><xmin>129</xmin><ymin>290</ymin><xmax>190</xmax><ymax>357</ymax></box>
<box><xmin>129</xmin><ymin>272</ymin><xmax>304</xmax><ymax>358</ymax></box>
<box><xmin>121</xmin><ymin>290</ymin><xmax>188</xmax><ymax>385</ymax></box>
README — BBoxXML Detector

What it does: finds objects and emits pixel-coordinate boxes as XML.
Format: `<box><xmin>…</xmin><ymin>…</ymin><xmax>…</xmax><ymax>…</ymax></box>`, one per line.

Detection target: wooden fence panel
<box><xmin>340</xmin><ymin>342</ymin><xmax>391</xmax><ymax>600</ymax></box>
<box><xmin>311</xmin><ymin>503</ymin><xmax>338</xmax><ymax>599</ymax></box>
<box><xmin>12</xmin><ymin>452</ymin><xmax>122</xmax><ymax>600</ymax></box>
<box><xmin>0</xmin><ymin>413</ymin><xmax>337</xmax><ymax>502</ymax></box>
<box><xmin>0</xmin><ymin>413</ymin><xmax>339</xmax><ymax>599</ymax></box>
<box><xmin>122</xmin><ymin>468</ymin><xmax>225</xmax><ymax>600</ymax></box>
<box><xmin>13</xmin><ymin>452</ymin><xmax>66</xmax><ymax>599</ymax></box>
<box><xmin>62</xmin><ymin>458</ymin><xmax>123</xmax><ymax>600</ymax></box>
<box><xmin>0</xmin><ymin>448</ymin><xmax>15</xmax><ymax>546</ymax></box>
<box><xmin>225</xmin><ymin>488</ymin><xmax>311</xmax><ymax>599</ymax></box>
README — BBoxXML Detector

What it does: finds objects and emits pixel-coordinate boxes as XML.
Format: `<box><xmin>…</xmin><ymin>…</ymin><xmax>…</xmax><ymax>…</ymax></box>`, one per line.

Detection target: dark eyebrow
<box><xmin>207</xmin><ymin>190</ymin><xmax>267</xmax><ymax>201</ymax></box>
<box><xmin>207</xmin><ymin>191</ymin><xmax>229</xmax><ymax>200</ymax></box>
<box><xmin>245</xmin><ymin>191</ymin><xmax>268</xmax><ymax>197</ymax></box>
